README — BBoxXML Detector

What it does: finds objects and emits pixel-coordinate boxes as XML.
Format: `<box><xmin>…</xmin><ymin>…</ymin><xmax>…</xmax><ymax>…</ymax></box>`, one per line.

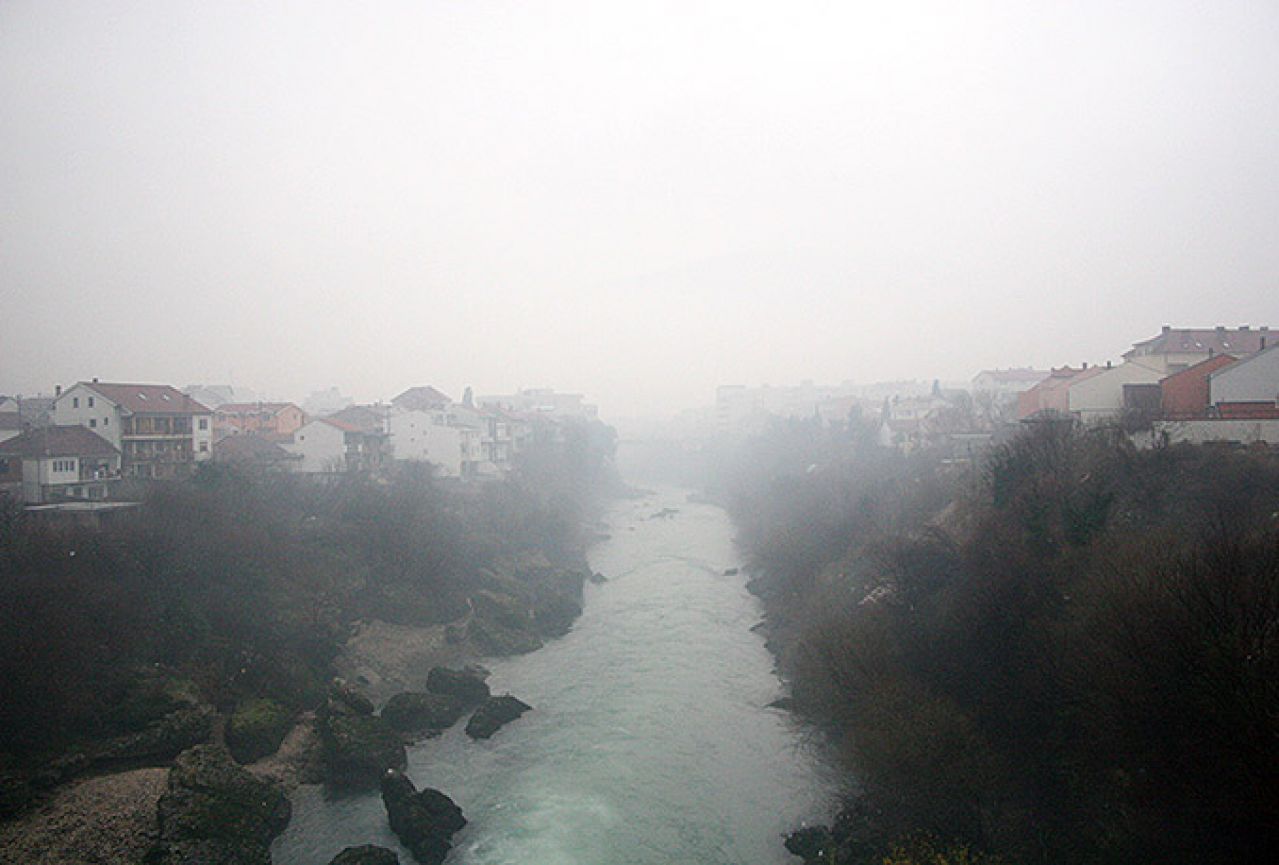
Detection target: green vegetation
<box><xmin>724</xmin><ymin>419</ymin><xmax>1279</xmax><ymax>865</ymax></box>
<box><xmin>0</xmin><ymin>419</ymin><xmax>617</xmax><ymax>789</ymax></box>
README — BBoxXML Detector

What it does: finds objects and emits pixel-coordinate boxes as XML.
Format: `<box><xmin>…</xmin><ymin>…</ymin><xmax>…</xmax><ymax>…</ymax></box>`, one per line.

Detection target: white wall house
<box><xmin>1068</xmin><ymin>362</ymin><xmax>1164</xmax><ymax>422</ymax></box>
<box><xmin>1209</xmin><ymin>344</ymin><xmax>1279</xmax><ymax>406</ymax></box>
<box><xmin>284</xmin><ymin>419</ymin><xmax>351</xmax><ymax>473</ymax></box>
<box><xmin>54</xmin><ymin>381</ymin><xmax>213</xmax><ymax>480</ymax></box>
<box><xmin>387</xmin><ymin>411</ymin><xmax>465</xmax><ymax>478</ymax></box>
<box><xmin>0</xmin><ymin>426</ymin><xmax>121</xmax><ymax>504</ymax></box>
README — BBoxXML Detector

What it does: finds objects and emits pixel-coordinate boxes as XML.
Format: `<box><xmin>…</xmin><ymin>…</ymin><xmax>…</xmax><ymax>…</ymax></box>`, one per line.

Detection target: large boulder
<box><xmin>319</xmin><ymin>714</ymin><xmax>406</xmax><ymax>790</ymax></box>
<box><xmin>380</xmin><ymin>693</ymin><xmax>466</xmax><ymax>736</ymax></box>
<box><xmin>466</xmin><ymin>617</ymin><xmax>543</xmax><ymax>657</ymax></box>
<box><xmin>330</xmin><ymin>845</ymin><xmax>400</xmax><ymax>865</ymax></box>
<box><xmin>464</xmin><ymin>695</ymin><xmax>532</xmax><ymax>740</ymax></box>
<box><xmin>381</xmin><ymin>770</ymin><xmax>466</xmax><ymax>865</ymax></box>
<box><xmin>324</xmin><ymin>680</ymin><xmax>376</xmax><ymax>719</ymax></box>
<box><xmin>226</xmin><ymin>697</ymin><xmax>293</xmax><ymax>764</ymax></box>
<box><xmin>424</xmin><ymin>666</ymin><xmax>490</xmax><ymax>706</ymax></box>
<box><xmin>471</xmin><ymin>590</ymin><xmax>532</xmax><ymax>632</ymax></box>
<box><xmin>529</xmin><ymin>586</ymin><xmax>582</xmax><ymax>638</ymax></box>
<box><xmin>144</xmin><ymin>744</ymin><xmax>290</xmax><ymax>865</ymax></box>
<box><xmin>95</xmin><ymin>704</ymin><xmax>216</xmax><ymax>767</ymax></box>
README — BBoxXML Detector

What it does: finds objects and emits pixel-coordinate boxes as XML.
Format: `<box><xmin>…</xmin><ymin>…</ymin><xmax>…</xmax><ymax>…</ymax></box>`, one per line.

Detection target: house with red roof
<box><xmin>213</xmin><ymin>402</ymin><xmax>307</xmax><ymax>439</ymax></box>
<box><xmin>1160</xmin><ymin>354</ymin><xmax>1238</xmax><ymax>419</ymax></box>
<box><xmin>1125</xmin><ymin>325</ymin><xmax>1273</xmax><ymax>373</ymax></box>
<box><xmin>0</xmin><ymin>425</ymin><xmax>121</xmax><ymax>503</ymax></box>
<box><xmin>52</xmin><ymin>380</ymin><xmax>213</xmax><ymax>480</ymax></box>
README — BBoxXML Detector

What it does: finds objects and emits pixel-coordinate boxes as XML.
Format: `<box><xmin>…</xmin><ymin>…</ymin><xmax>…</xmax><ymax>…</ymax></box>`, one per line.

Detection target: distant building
<box><xmin>213</xmin><ymin>402</ymin><xmax>307</xmax><ymax>439</ymax></box>
<box><xmin>1209</xmin><ymin>343</ymin><xmax>1279</xmax><ymax>418</ymax></box>
<box><xmin>391</xmin><ymin>386</ymin><xmax>454</xmax><ymax>414</ymax></box>
<box><xmin>971</xmin><ymin>368</ymin><xmax>1050</xmax><ymax>396</ymax></box>
<box><xmin>1069</xmin><ymin>361</ymin><xmax>1165</xmax><ymax>422</ymax></box>
<box><xmin>212</xmin><ymin>433</ymin><xmax>301</xmax><ymax>472</ymax></box>
<box><xmin>0</xmin><ymin>425</ymin><xmax>121</xmax><ymax>504</ymax></box>
<box><xmin>0</xmin><ymin>398</ymin><xmax>21</xmax><ymax>445</ymax></box>
<box><xmin>1160</xmin><ymin>354</ymin><xmax>1238</xmax><ymax>419</ymax></box>
<box><xmin>479</xmin><ymin>388</ymin><xmax>597</xmax><ymax>420</ymax></box>
<box><xmin>325</xmin><ymin>404</ymin><xmax>389</xmax><ymax>434</ymax></box>
<box><xmin>302</xmin><ymin>387</ymin><xmax>354</xmax><ymax>417</ymax></box>
<box><xmin>182</xmin><ymin>384</ymin><xmax>242</xmax><ymax>410</ymax></box>
<box><xmin>1017</xmin><ymin>366</ymin><xmax>1100</xmax><ymax>419</ymax></box>
<box><xmin>283</xmin><ymin>417</ymin><xmax>386</xmax><ymax>475</ymax></box>
<box><xmin>53</xmin><ymin>381</ymin><xmax>213</xmax><ymax>480</ymax></box>
<box><xmin>1124</xmin><ymin>325</ymin><xmax>1272</xmax><ymax>374</ymax></box>
<box><xmin>387</xmin><ymin>410</ymin><xmax>473</xmax><ymax>478</ymax></box>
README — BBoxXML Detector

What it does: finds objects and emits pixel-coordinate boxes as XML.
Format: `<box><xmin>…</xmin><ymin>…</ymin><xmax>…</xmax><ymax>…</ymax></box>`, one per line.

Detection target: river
<box><xmin>273</xmin><ymin>486</ymin><xmax>841</xmax><ymax>865</ymax></box>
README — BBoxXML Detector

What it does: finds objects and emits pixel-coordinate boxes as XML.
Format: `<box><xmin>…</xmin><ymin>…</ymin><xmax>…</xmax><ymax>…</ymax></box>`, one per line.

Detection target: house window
<box><xmin>72</xmin><ymin>397</ymin><xmax>79</xmax><ymax>408</ymax></box>
<box><xmin>198</xmin><ymin>418</ymin><xmax>208</xmax><ymax>430</ymax></box>
<box><xmin>88</xmin><ymin>397</ymin><xmax>95</xmax><ymax>407</ymax></box>
<box><xmin>199</xmin><ymin>442</ymin><xmax>208</xmax><ymax>453</ymax></box>
<box><xmin>89</xmin><ymin>419</ymin><xmax>97</xmax><ymax>428</ymax></box>
<box><xmin>104</xmin><ymin>417</ymin><xmax>109</xmax><ymax>426</ymax></box>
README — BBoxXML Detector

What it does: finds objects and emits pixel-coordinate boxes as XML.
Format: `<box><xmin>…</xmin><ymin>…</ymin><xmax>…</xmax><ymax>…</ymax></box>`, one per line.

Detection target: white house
<box><xmin>387</xmin><ymin>411</ymin><xmax>467</xmax><ymax>478</ymax></box>
<box><xmin>0</xmin><ymin>425</ymin><xmax>121</xmax><ymax>504</ymax></box>
<box><xmin>53</xmin><ymin>381</ymin><xmax>213</xmax><ymax>480</ymax></box>
<box><xmin>1067</xmin><ymin>361</ymin><xmax>1165</xmax><ymax>422</ymax></box>
<box><xmin>1209</xmin><ymin>344</ymin><xmax>1279</xmax><ymax>408</ymax></box>
<box><xmin>285</xmin><ymin>418</ymin><xmax>352</xmax><ymax>474</ymax></box>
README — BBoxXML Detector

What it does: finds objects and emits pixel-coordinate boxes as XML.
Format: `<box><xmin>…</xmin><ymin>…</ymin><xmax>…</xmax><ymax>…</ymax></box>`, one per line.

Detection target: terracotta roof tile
<box><xmin>0</xmin><ymin>425</ymin><xmax>118</xmax><ymax>458</ymax></box>
<box><xmin>82</xmin><ymin>382</ymin><xmax>212</xmax><ymax>415</ymax></box>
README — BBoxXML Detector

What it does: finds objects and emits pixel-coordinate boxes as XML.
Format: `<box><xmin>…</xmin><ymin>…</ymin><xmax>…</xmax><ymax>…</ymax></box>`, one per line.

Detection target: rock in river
<box><xmin>424</xmin><ymin>666</ymin><xmax>490</xmax><ymax>706</ymax></box>
<box><xmin>319</xmin><ymin>714</ymin><xmax>406</xmax><ymax>790</ymax></box>
<box><xmin>464</xmin><ymin>695</ymin><xmax>533</xmax><ymax>740</ymax></box>
<box><xmin>381</xmin><ymin>770</ymin><xmax>466</xmax><ymax>865</ymax></box>
<box><xmin>329</xmin><ymin>844</ymin><xmax>400</xmax><ymax>865</ymax></box>
<box><xmin>379</xmin><ymin>692</ymin><xmax>466</xmax><ymax>736</ymax></box>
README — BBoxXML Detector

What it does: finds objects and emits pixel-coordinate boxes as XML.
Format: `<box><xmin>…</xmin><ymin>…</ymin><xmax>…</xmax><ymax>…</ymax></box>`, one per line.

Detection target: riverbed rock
<box><xmin>466</xmin><ymin>616</ymin><xmax>543</xmax><ymax>656</ymax></box>
<box><xmin>530</xmin><ymin>585</ymin><xmax>583</xmax><ymax>637</ymax></box>
<box><xmin>784</xmin><ymin>825</ymin><xmax>834</xmax><ymax>862</ymax></box>
<box><xmin>324</xmin><ymin>680</ymin><xmax>376</xmax><ymax>718</ymax></box>
<box><xmin>464</xmin><ymin>695</ymin><xmax>532</xmax><ymax>740</ymax></box>
<box><xmin>381</xmin><ymin>770</ymin><xmax>466</xmax><ymax>865</ymax></box>
<box><xmin>424</xmin><ymin>666</ymin><xmax>490</xmax><ymax>705</ymax></box>
<box><xmin>471</xmin><ymin>590</ymin><xmax>533</xmax><ymax>632</ymax></box>
<box><xmin>94</xmin><ymin>704</ymin><xmax>216</xmax><ymax>767</ymax></box>
<box><xmin>329</xmin><ymin>844</ymin><xmax>400</xmax><ymax>865</ymax></box>
<box><xmin>144</xmin><ymin>744</ymin><xmax>290</xmax><ymax>865</ymax></box>
<box><xmin>380</xmin><ymin>692</ymin><xmax>466</xmax><ymax>736</ymax></box>
<box><xmin>226</xmin><ymin>697</ymin><xmax>293</xmax><ymax>764</ymax></box>
<box><xmin>319</xmin><ymin>714</ymin><xmax>406</xmax><ymax>790</ymax></box>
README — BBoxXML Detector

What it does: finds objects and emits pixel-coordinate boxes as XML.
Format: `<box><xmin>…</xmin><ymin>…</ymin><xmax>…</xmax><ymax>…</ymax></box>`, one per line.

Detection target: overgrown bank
<box><xmin>719</xmin><ymin>418</ymin><xmax>1279</xmax><ymax>865</ymax></box>
<box><xmin>0</xmin><ymin>417</ymin><xmax>619</xmax><ymax>827</ymax></box>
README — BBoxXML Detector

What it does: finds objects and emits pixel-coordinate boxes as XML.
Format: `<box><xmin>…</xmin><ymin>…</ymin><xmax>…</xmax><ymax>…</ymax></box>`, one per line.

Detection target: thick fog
<box><xmin>3</xmin><ymin>0</ymin><xmax>1277</xmax><ymax>417</ymax></box>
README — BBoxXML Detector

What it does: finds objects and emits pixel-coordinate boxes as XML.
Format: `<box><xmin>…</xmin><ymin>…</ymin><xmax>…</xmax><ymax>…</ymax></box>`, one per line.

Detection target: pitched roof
<box><xmin>81</xmin><ymin>382</ymin><xmax>212</xmax><ymax>415</ymax></box>
<box><xmin>325</xmin><ymin>404</ymin><xmax>387</xmax><ymax>433</ymax></box>
<box><xmin>0</xmin><ymin>425</ymin><xmax>118</xmax><ymax>458</ymax></box>
<box><xmin>0</xmin><ymin>411</ymin><xmax>21</xmax><ymax>431</ymax></box>
<box><xmin>1160</xmin><ymin>353</ymin><xmax>1237</xmax><ymax>385</ymax></box>
<box><xmin>391</xmin><ymin>386</ymin><xmax>453</xmax><ymax>411</ymax></box>
<box><xmin>1126</xmin><ymin>327</ymin><xmax>1273</xmax><ymax>359</ymax></box>
<box><xmin>318</xmin><ymin>417</ymin><xmax>360</xmax><ymax>433</ymax></box>
<box><xmin>215</xmin><ymin>402</ymin><xmax>299</xmax><ymax>415</ymax></box>
<box><xmin>212</xmin><ymin>433</ymin><xmax>299</xmax><ymax>462</ymax></box>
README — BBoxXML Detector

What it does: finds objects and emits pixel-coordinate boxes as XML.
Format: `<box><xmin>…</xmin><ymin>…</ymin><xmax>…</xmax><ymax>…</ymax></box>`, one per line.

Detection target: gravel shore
<box><xmin>0</xmin><ymin>767</ymin><xmax>167</xmax><ymax>865</ymax></box>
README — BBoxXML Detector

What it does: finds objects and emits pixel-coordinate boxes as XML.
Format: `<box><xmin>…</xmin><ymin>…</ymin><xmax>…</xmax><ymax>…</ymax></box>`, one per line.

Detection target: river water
<box><xmin>273</xmin><ymin>487</ymin><xmax>841</xmax><ymax>865</ymax></box>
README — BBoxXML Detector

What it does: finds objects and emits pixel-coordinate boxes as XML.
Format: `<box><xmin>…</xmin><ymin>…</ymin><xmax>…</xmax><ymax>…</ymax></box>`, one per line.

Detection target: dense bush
<box><xmin>727</xmin><ymin>421</ymin><xmax>1279</xmax><ymax>864</ymax></box>
<box><xmin>0</xmin><ymin>421</ymin><xmax>617</xmax><ymax>765</ymax></box>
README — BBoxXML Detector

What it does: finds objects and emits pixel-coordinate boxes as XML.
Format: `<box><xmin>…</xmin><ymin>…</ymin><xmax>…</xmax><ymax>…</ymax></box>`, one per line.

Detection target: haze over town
<box><xmin>4</xmin><ymin>0</ymin><xmax>1278</xmax><ymax>418</ymax></box>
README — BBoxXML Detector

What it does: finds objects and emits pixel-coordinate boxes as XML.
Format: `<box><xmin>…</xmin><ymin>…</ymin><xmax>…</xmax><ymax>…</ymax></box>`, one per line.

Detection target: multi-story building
<box><xmin>1124</xmin><ymin>325</ymin><xmax>1272</xmax><ymax>374</ymax></box>
<box><xmin>284</xmin><ymin>417</ymin><xmax>387</xmax><ymax>475</ymax></box>
<box><xmin>53</xmin><ymin>381</ymin><xmax>213</xmax><ymax>479</ymax></box>
<box><xmin>213</xmin><ymin>402</ymin><xmax>307</xmax><ymax>439</ymax></box>
<box><xmin>0</xmin><ymin>425</ymin><xmax>121</xmax><ymax>503</ymax></box>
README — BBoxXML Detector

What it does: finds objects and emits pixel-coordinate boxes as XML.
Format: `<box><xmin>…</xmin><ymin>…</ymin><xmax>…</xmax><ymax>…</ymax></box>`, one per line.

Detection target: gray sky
<box><xmin>3</xmin><ymin>0</ymin><xmax>1277</xmax><ymax>418</ymax></box>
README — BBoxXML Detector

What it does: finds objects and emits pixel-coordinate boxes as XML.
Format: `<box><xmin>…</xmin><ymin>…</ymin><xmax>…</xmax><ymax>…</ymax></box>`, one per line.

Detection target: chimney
<box><xmin>92</xmin><ymin>376</ymin><xmax>99</xmax><ymax>383</ymax></box>
<box><xmin>55</xmin><ymin>384</ymin><xmax>62</xmax><ymax>397</ymax></box>
<box><xmin>1240</xmin><ymin>325</ymin><xmax>1250</xmax><ymax>331</ymax></box>
<box><xmin>1216</xmin><ymin>325</ymin><xmax>1226</xmax><ymax>333</ymax></box>
<box><xmin>1082</xmin><ymin>362</ymin><xmax>1088</xmax><ymax>369</ymax></box>
<box><xmin>1162</xmin><ymin>324</ymin><xmax>1171</xmax><ymax>334</ymax></box>
<box><xmin>1106</xmin><ymin>360</ymin><xmax>1112</xmax><ymax>369</ymax></box>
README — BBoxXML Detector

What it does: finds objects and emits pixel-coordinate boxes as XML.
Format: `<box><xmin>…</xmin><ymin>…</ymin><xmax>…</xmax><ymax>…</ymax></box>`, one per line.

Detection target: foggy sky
<box><xmin>3</xmin><ymin>1</ymin><xmax>1277</xmax><ymax>419</ymax></box>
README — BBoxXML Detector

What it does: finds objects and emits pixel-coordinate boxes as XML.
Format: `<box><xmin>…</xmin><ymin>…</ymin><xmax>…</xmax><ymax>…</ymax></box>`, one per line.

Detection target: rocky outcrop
<box><xmin>143</xmin><ymin>744</ymin><xmax>290</xmax><ymax>865</ymax></box>
<box><xmin>226</xmin><ymin>698</ymin><xmax>293</xmax><ymax>764</ymax></box>
<box><xmin>466</xmin><ymin>617</ymin><xmax>543</xmax><ymax>657</ymax></box>
<box><xmin>330</xmin><ymin>844</ymin><xmax>400</xmax><ymax>865</ymax></box>
<box><xmin>380</xmin><ymin>770</ymin><xmax>466</xmax><ymax>865</ymax></box>
<box><xmin>424</xmin><ymin>666</ymin><xmax>490</xmax><ymax>706</ymax></box>
<box><xmin>318</xmin><ymin>680</ymin><xmax>405</xmax><ymax>789</ymax></box>
<box><xmin>464</xmin><ymin>695</ymin><xmax>532</xmax><ymax>740</ymax></box>
<box><xmin>379</xmin><ymin>693</ymin><xmax>466</xmax><ymax>736</ymax></box>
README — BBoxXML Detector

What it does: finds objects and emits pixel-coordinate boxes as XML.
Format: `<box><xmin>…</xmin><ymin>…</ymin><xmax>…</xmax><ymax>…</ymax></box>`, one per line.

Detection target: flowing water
<box><xmin>273</xmin><ymin>487</ymin><xmax>841</xmax><ymax>865</ymax></box>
